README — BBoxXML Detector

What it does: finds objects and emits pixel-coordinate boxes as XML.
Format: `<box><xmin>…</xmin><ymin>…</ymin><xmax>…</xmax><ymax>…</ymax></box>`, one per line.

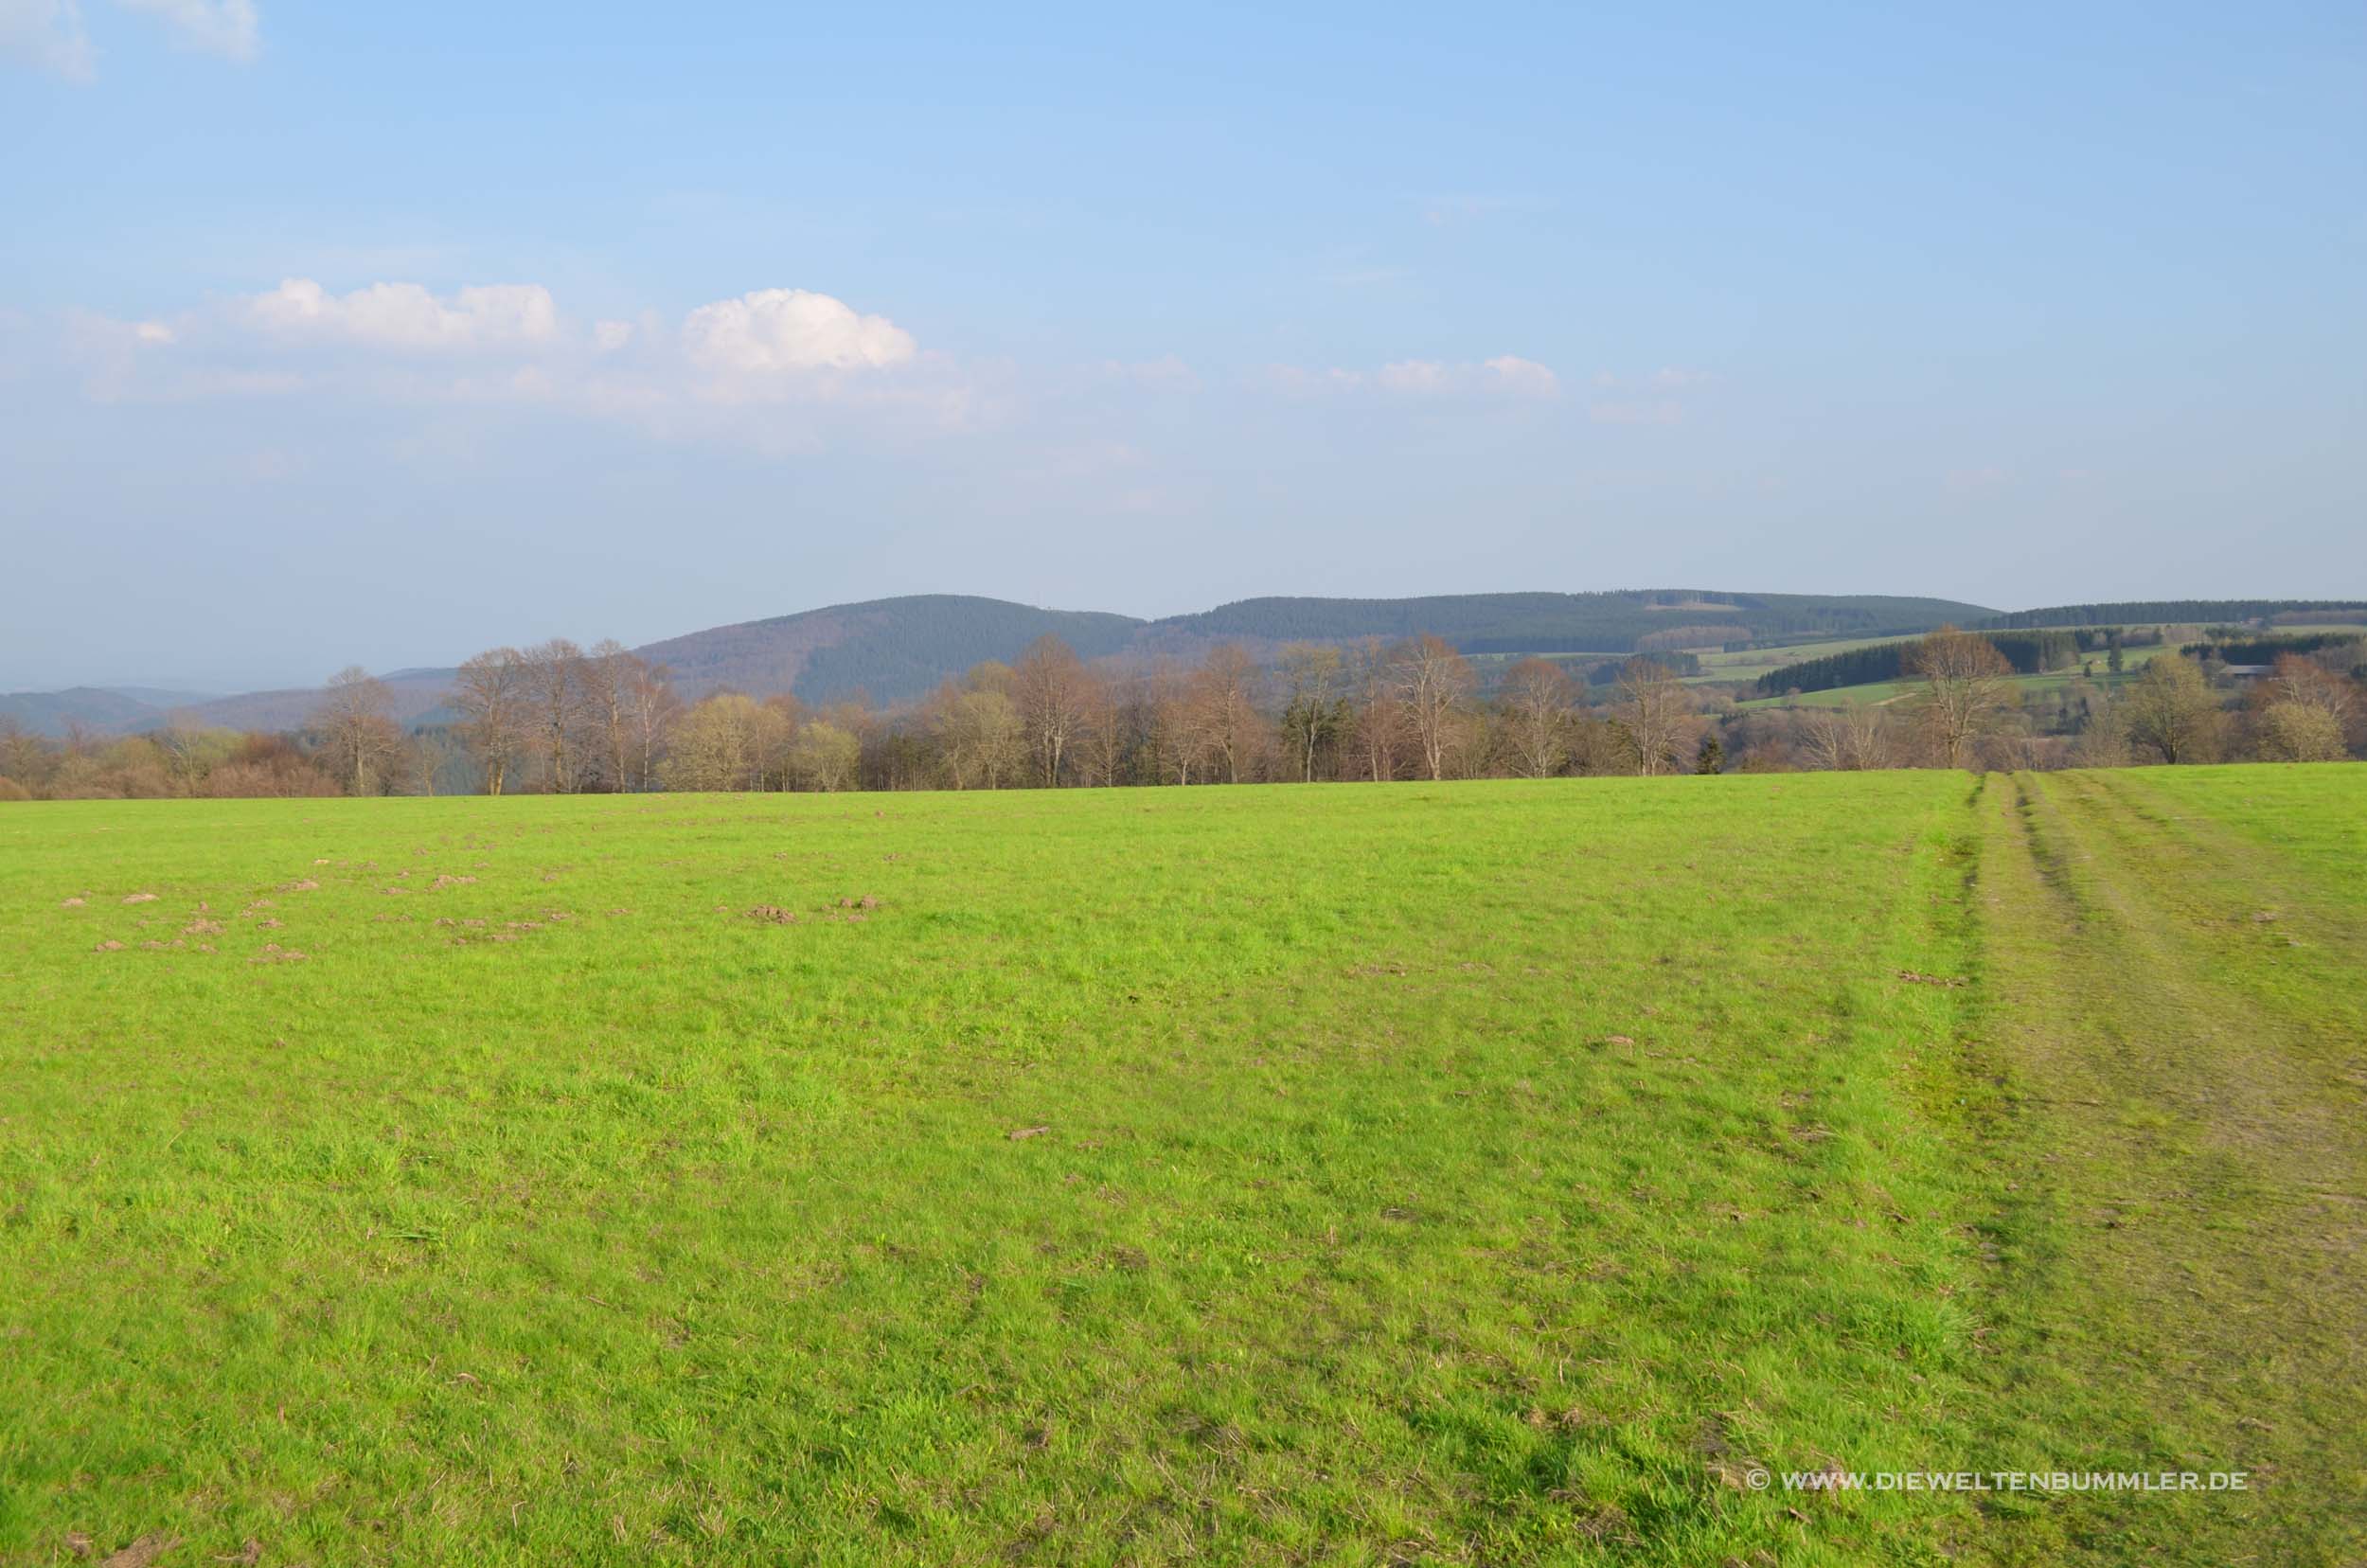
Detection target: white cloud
<box><xmin>1374</xmin><ymin>355</ymin><xmax>1560</xmax><ymax>398</ymax></box>
<box><xmin>244</xmin><ymin>278</ymin><xmax>559</xmax><ymax>350</ymax></box>
<box><xmin>65</xmin><ymin>276</ymin><xmax>974</xmax><ymax>454</ymax></box>
<box><xmin>1376</xmin><ymin>359</ymin><xmax>1451</xmax><ymax>395</ymax></box>
<box><xmin>1</xmin><ymin>0</ymin><xmax>94</xmax><ymax>78</ymax></box>
<box><xmin>4</xmin><ymin>0</ymin><xmax>257</xmax><ymax>77</ymax></box>
<box><xmin>1483</xmin><ymin>355</ymin><xmax>1559</xmax><ymax>397</ymax></box>
<box><xmin>682</xmin><ymin>288</ymin><xmax>916</xmax><ymax>375</ymax></box>
<box><xmin>116</xmin><ymin>0</ymin><xmax>256</xmax><ymax>60</ymax></box>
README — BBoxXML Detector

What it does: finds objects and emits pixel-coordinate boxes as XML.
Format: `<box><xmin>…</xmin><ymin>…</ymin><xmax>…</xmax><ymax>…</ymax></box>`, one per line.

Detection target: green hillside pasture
<box><xmin>2</xmin><ymin>770</ymin><xmax>2360</xmax><ymax>1565</ymax></box>
<box><xmin>1691</xmin><ymin>633</ymin><xmax>1915</xmax><ymax>684</ymax></box>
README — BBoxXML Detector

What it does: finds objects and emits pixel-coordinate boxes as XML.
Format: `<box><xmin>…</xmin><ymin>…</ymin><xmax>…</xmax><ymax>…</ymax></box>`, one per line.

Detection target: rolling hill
<box><xmin>65</xmin><ymin>587</ymin><xmax>2367</xmax><ymax>735</ymax></box>
<box><xmin>649</xmin><ymin>589</ymin><xmax>1997</xmax><ymax>704</ymax></box>
<box><xmin>641</xmin><ymin>596</ymin><xmax>1144</xmax><ymax>704</ymax></box>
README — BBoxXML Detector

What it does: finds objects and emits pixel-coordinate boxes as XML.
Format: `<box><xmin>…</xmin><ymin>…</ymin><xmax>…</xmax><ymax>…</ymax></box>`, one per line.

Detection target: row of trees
<box><xmin>4</xmin><ymin>628</ymin><xmax>2359</xmax><ymax>802</ymax></box>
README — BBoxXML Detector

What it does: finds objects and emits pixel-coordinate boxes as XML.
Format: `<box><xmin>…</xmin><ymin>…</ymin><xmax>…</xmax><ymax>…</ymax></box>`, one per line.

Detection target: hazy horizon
<box><xmin>6</xmin><ymin>3</ymin><xmax>2362</xmax><ymax>691</ymax></box>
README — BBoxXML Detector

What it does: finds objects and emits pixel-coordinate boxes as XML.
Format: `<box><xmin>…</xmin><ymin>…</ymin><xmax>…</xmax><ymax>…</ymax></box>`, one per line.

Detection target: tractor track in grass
<box><xmin>1957</xmin><ymin>769</ymin><xmax>2367</xmax><ymax>1564</ymax></box>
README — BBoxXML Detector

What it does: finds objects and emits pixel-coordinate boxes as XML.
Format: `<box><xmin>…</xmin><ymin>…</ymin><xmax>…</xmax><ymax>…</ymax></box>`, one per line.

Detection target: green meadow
<box><xmin>3</xmin><ymin>770</ymin><xmax>2360</xmax><ymax>1565</ymax></box>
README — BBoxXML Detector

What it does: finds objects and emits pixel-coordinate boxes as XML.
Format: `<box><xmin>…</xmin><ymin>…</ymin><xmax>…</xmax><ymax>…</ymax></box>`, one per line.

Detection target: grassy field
<box><xmin>2</xmin><ymin>771</ymin><xmax>2360</xmax><ymax>1564</ymax></box>
<box><xmin>1735</xmin><ymin>656</ymin><xmax>2173</xmax><ymax>712</ymax></box>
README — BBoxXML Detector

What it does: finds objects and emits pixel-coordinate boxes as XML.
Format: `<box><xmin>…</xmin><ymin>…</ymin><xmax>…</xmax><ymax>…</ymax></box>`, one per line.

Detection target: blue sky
<box><xmin>3</xmin><ymin>1</ymin><xmax>2362</xmax><ymax>689</ymax></box>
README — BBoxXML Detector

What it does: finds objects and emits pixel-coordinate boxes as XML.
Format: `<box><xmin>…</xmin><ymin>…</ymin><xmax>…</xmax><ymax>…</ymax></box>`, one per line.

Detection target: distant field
<box><xmin>3</xmin><ymin>773</ymin><xmax>2360</xmax><ymax>1564</ymax></box>
<box><xmin>1735</xmin><ymin>640</ymin><xmax>2198</xmax><ymax>710</ymax></box>
<box><xmin>1722</xmin><ymin>623</ymin><xmax>2367</xmax><ymax>705</ymax></box>
<box><xmin>1690</xmin><ymin>633</ymin><xmax>1914</xmax><ymax>683</ymax></box>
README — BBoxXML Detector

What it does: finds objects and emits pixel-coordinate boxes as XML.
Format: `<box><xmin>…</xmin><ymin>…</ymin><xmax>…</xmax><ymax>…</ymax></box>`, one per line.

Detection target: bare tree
<box><xmin>522</xmin><ymin>639</ymin><xmax>594</xmax><ymax>793</ymax></box>
<box><xmin>660</xmin><ymin>692</ymin><xmax>774</xmax><ymax>791</ymax></box>
<box><xmin>1184</xmin><ymin>645</ymin><xmax>1260</xmax><ymax>784</ymax></box>
<box><xmin>2267</xmin><ymin>652</ymin><xmax>2356</xmax><ymax>729</ymax></box>
<box><xmin>1799</xmin><ymin>702</ymin><xmax>1892</xmax><ymax>771</ymax></box>
<box><xmin>1394</xmin><ymin>635</ymin><xmax>1474</xmax><ymax>781</ymax></box>
<box><xmin>153</xmin><ymin>716</ymin><xmax>223</xmax><ymax>795</ymax></box>
<box><xmin>1904</xmin><ymin>628</ymin><xmax>2013</xmax><ymax>768</ymax></box>
<box><xmin>1012</xmin><ymin>634</ymin><xmax>1090</xmax><ymax>786</ymax></box>
<box><xmin>625</xmin><ymin>660</ymin><xmax>679</xmax><ymax>791</ymax></box>
<box><xmin>1611</xmin><ymin>660</ymin><xmax>1692</xmax><ymax>776</ymax></box>
<box><xmin>580</xmin><ymin>639</ymin><xmax>650</xmax><ymax>793</ymax></box>
<box><xmin>404</xmin><ymin>728</ymin><xmax>459</xmax><ymax>796</ymax></box>
<box><xmin>1499</xmin><ymin>657</ymin><xmax>1575</xmax><ymax>778</ymax></box>
<box><xmin>1075</xmin><ymin>669</ymin><xmax>1129</xmax><ymax>787</ymax></box>
<box><xmin>0</xmin><ymin>717</ymin><xmax>48</xmax><ymax>791</ymax></box>
<box><xmin>756</xmin><ymin>694</ymin><xmax>802</xmax><ymax>790</ymax></box>
<box><xmin>1148</xmin><ymin>661</ymin><xmax>1210</xmax><ymax>784</ymax></box>
<box><xmin>450</xmin><ymin>647</ymin><xmax>530</xmax><ymax>794</ymax></box>
<box><xmin>1275</xmin><ymin>642</ymin><xmax>1346</xmax><ymax>781</ymax></box>
<box><xmin>1341</xmin><ymin>637</ymin><xmax>1403</xmax><ymax>780</ymax></box>
<box><xmin>315</xmin><ymin>666</ymin><xmax>400</xmax><ymax>796</ymax></box>
<box><xmin>934</xmin><ymin>685</ymin><xmax>1023</xmax><ymax>789</ymax></box>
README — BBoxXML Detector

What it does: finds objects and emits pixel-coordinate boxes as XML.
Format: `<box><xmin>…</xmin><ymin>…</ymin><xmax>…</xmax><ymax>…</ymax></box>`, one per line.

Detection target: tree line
<box><xmin>2</xmin><ymin>627</ymin><xmax>2359</xmax><ymax>802</ymax></box>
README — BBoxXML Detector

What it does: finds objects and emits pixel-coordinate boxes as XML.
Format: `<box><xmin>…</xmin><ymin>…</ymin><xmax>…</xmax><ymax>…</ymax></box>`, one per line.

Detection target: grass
<box><xmin>1735</xmin><ymin>655</ymin><xmax>2176</xmax><ymax>711</ymax></box>
<box><xmin>1</xmin><ymin>770</ymin><xmax>2359</xmax><ymax>1564</ymax></box>
<box><xmin>1690</xmin><ymin>633</ymin><xmax>1919</xmax><ymax>684</ymax></box>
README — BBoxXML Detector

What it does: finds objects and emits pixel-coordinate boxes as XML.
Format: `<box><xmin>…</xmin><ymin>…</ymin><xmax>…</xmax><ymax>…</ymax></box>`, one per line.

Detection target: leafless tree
<box><xmin>934</xmin><ymin>684</ymin><xmax>1023</xmax><ymax>789</ymax></box>
<box><xmin>0</xmin><ymin>717</ymin><xmax>46</xmax><ymax>790</ymax></box>
<box><xmin>581</xmin><ymin>639</ymin><xmax>651</xmax><ymax>792</ymax></box>
<box><xmin>1499</xmin><ymin>657</ymin><xmax>1575</xmax><ymax>777</ymax></box>
<box><xmin>1394</xmin><ymin>634</ymin><xmax>1474</xmax><ymax>781</ymax></box>
<box><xmin>153</xmin><ymin>716</ymin><xmax>221</xmax><ymax>794</ymax></box>
<box><xmin>1799</xmin><ymin>702</ymin><xmax>1892</xmax><ymax>771</ymax></box>
<box><xmin>1188</xmin><ymin>644</ymin><xmax>1261</xmax><ymax>784</ymax></box>
<box><xmin>625</xmin><ymin>660</ymin><xmax>679</xmax><ymax>791</ymax></box>
<box><xmin>1148</xmin><ymin>662</ymin><xmax>1210</xmax><ymax>784</ymax></box>
<box><xmin>1612</xmin><ymin>660</ymin><xmax>1692</xmax><ymax>776</ymax></box>
<box><xmin>1076</xmin><ymin>671</ymin><xmax>1130</xmax><ymax>787</ymax></box>
<box><xmin>2267</xmin><ymin>652</ymin><xmax>2356</xmax><ymax>728</ymax></box>
<box><xmin>523</xmin><ymin>639</ymin><xmax>594</xmax><ymax>793</ymax></box>
<box><xmin>1012</xmin><ymin>634</ymin><xmax>1091</xmax><ymax>786</ymax></box>
<box><xmin>659</xmin><ymin>692</ymin><xmax>775</xmax><ymax>791</ymax></box>
<box><xmin>756</xmin><ymin>694</ymin><xmax>802</xmax><ymax>789</ymax></box>
<box><xmin>404</xmin><ymin>728</ymin><xmax>460</xmax><ymax>796</ymax></box>
<box><xmin>1274</xmin><ymin>642</ymin><xmax>1345</xmax><ymax>781</ymax></box>
<box><xmin>1339</xmin><ymin>637</ymin><xmax>1402</xmax><ymax>780</ymax></box>
<box><xmin>450</xmin><ymin>647</ymin><xmax>531</xmax><ymax>795</ymax></box>
<box><xmin>315</xmin><ymin>666</ymin><xmax>400</xmax><ymax>795</ymax></box>
<box><xmin>1904</xmin><ymin>628</ymin><xmax>2014</xmax><ymax>769</ymax></box>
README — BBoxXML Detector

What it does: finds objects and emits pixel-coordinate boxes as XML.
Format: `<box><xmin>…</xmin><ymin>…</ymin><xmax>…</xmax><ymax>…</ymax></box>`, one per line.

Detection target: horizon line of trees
<box><xmin>4</xmin><ymin>627</ymin><xmax>2360</xmax><ymax>804</ymax></box>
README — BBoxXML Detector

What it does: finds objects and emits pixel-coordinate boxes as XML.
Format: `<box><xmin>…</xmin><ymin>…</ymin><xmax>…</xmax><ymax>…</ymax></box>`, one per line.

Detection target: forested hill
<box><xmin>657</xmin><ymin>590</ymin><xmax>1996</xmax><ymax>703</ymax></box>
<box><xmin>1979</xmin><ymin>599</ymin><xmax>2367</xmax><ymax>630</ymax></box>
<box><xmin>4</xmin><ymin>589</ymin><xmax>2002</xmax><ymax>730</ymax></box>
<box><xmin>638</xmin><ymin>596</ymin><xmax>1144</xmax><ymax>704</ymax></box>
<box><xmin>1150</xmin><ymin>591</ymin><xmax>1994</xmax><ymax>655</ymax></box>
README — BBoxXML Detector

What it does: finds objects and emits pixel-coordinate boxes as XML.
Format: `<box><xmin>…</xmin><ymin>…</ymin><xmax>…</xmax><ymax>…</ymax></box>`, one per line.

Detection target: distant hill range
<box><xmin>10</xmin><ymin>591</ymin><xmax>2365</xmax><ymax>738</ymax></box>
<box><xmin>641</xmin><ymin>590</ymin><xmax>1999</xmax><ymax>704</ymax></box>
